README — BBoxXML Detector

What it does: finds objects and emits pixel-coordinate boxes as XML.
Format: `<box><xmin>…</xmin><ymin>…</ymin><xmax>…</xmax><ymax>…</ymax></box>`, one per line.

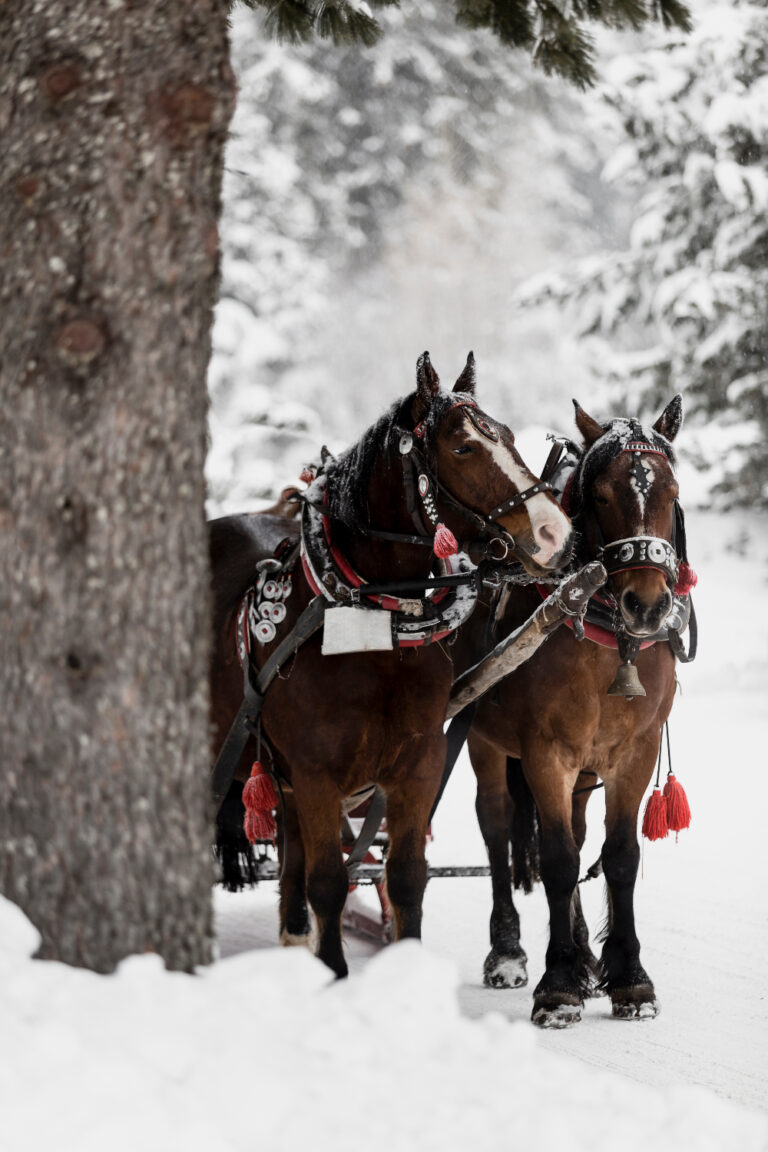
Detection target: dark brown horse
<box><xmin>209</xmin><ymin>353</ymin><xmax>572</xmax><ymax>977</ymax></box>
<box><xmin>452</xmin><ymin>396</ymin><xmax>686</xmax><ymax>1026</ymax></box>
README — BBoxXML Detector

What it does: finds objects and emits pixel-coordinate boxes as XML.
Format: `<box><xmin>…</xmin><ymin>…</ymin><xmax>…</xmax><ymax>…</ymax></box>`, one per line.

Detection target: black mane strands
<box><xmin>324</xmin><ymin>391</ymin><xmax>454</xmax><ymax>530</ymax></box>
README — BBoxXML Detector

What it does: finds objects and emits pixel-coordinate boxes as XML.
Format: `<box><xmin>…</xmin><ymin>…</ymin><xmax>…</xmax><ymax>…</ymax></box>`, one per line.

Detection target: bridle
<box><xmin>547</xmin><ymin>424</ymin><xmax>697</xmax><ymax>664</ymax></box>
<box><xmin>574</xmin><ymin>434</ymin><xmax>684</xmax><ymax>594</ymax></box>
<box><xmin>363</xmin><ymin>394</ymin><xmax>553</xmax><ymax>564</ymax></box>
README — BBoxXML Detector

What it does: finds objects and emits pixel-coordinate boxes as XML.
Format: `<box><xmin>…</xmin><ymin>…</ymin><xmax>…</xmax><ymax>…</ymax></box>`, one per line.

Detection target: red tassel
<box><xmin>243</xmin><ymin>761</ymin><xmax>277</xmax><ymax>844</ymax></box>
<box><xmin>433</xmin><ymin>522</ymin><xmax>458</xmax><ymax>559</ymax></box>
<box><xmin>642</xmin><ymin>787</ymin><xmax>668</xmax><ymax>841</ymax></box>
<box><xmin>300</xmin><ymin>466</ymin><xmax>316</xmax><ymax>485</ymax></box>
<box><xmin>663</xmin><ymin>773</ymin><xmax>691</xmax><ymax>835</ymax></box>
<box><xmin>674</xmin><ymin>562</ymin><xmax>698</xmax><ymax>596</ymax></box>
<box><xmin>244</xmin><ymin>808</ymin><xmax>277</xmax><ymax>843</ymax></box>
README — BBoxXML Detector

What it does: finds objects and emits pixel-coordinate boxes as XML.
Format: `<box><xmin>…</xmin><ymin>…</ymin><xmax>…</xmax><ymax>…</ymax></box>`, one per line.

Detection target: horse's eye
<box><xmin>453</xmin><ymin>444</ymin><xmax>474</xmax><ymax>456</ymax></box>
<box><xmin>593</xmin><ymin>494</ymin><xmax>609</xmax><ymax>506</ymax></box>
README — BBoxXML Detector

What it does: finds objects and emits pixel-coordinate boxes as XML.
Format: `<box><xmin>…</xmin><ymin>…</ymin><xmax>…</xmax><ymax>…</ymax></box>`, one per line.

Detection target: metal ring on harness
<box><xmin>486</xmin><ymin>535</ymin><xmax>511</xmax><ymax>562</ymax></box>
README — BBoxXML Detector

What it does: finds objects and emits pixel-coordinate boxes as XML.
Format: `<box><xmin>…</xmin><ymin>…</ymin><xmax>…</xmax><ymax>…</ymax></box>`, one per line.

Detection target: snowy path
<box><xmin>215</xmin><ymin>691</ymin><xmax>768</xmax><ymax>1117</ymax></box>
<box><xmin>216</xmin><ymin>510</ymin><xmax>768</xmax><ymax>1119</ymax></box>
<box><xmin>3</xmin><ymin>510</ymin><xmax>765</xmax><ymax>1152</ymax></box>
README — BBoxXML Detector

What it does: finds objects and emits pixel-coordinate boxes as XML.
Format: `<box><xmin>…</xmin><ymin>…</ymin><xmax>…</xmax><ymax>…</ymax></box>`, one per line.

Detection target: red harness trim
<box><xmin>535</xmin><ymin>584</ymin><xmax>656</xmax><ymax>650</ymax></box>
<box><xmin>320</xmin><ymin>512</ymin><xmax>449</xmax><ymax>610</ymax></box>
<box><xmin>301</xmin><ymin>513</ymin><xmax>455</xmax><ymax>649</ymax></box>
<box><xmin>626</xmin><ymin>442</ymin><xmax>669</xmax><ymax>457</ymax></box>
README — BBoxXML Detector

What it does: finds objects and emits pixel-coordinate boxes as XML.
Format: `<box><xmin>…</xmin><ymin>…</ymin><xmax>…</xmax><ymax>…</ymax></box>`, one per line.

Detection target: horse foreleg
<box><xmin>384</xmin><ymin>742</ymin><xmax>443</xmax><ymax>942</ymax></box>
<box><xmin>527</xmin><ymin>751</ymin><xmax>586</xmax><ymax>1028</ymax></box>
<box><xmin>570</xmin><ymin>776</ymin><xmax>601</xmax><ymax>990</ymax></box>
<box><xmin>277</xmin><ymin>789</ymin><xmax>312</xmax><ymax>948</ymax></box>
<box><xmin>470</xmin><ymin>734</ymin><xmax>528</xmax><ymax>989</ymax></box>
<box><xmin>601</xmin><ymin>765</ymin><xmax>659</xmax><ymax>1019</ymax></box>
<box><xmin>293</xmin><ymin>779</ymin><xmax>349</xmax><ymax>978</ymax></box>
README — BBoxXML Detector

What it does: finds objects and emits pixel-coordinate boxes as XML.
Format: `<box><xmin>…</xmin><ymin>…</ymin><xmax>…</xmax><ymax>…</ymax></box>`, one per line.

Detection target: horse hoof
<box><xmin>483</xmin><ymin>950</ymin><xmax>528</xmax><ymax>989</ymax></box>
<box><xmin>610</xmin><ymin>985</ymin><xmax>660</xmax><ymax>1020</ymax></box>
<box><xmin>531</xmin><ymin>999</ymin><xmax>582</xmax><ymax>1029</ymax></box>
<box><xmin>280</xmin><ymin>928</ymin><xmax>315</xmax><ymax>950</ymax></box>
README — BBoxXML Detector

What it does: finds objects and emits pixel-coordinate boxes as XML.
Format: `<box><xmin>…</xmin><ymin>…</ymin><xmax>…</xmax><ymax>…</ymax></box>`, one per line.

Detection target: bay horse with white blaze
<box><xmin>209</xmin><ymin>353</ymin><xmax>572</xmax><ymax>977</ymax></box>
<box><xmin>452</xmin><ymin>396</ymin><xmax>688</xmax><ymax>1026</ymax></box>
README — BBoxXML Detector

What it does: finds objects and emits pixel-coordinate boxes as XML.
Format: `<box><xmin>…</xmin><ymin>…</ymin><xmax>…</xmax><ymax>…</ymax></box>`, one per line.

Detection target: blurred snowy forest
<box><xmin>207</xmin><ymin>0</ymin><xmax>768</xmax><ymax>514</ymax></box>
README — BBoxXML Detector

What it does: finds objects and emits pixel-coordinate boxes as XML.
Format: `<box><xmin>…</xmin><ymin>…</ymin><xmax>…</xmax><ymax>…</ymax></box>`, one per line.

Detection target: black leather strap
<box><xmin>210</xmin><ymin>596</ymin><xmax>327</xmax><ymax>811</ymax></box>
<box><xmin>428</xmin><ymin>702</ymin><xmax>478</xmax><ymax>824</ymax></box>
<box><xmin>487</xmin><ymin>481</ymin><xmax>553</xmax><ymax>522</ymax></box>
<box><xmin>345</xmin><ymin>787</ymin><xmax>388</xmax><ymax>878</ymax></box>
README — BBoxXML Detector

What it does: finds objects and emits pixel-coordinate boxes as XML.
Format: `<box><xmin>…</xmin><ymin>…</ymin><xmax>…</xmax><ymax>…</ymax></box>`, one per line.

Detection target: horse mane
<box><xmin>324</xmin><ymin>390</ymin><xmax>455</xmax><ymax>530</ymax></box>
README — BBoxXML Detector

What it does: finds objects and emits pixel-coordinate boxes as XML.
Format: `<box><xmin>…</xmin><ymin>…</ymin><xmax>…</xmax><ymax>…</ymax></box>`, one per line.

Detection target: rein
<box><xmin>314</xmin><ymin>397</ymin><xmax>552</xmax><ymax>563</ymax></box>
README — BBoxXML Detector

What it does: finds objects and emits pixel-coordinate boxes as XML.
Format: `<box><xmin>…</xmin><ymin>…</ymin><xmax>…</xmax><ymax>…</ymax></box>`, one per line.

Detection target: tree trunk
<box><xmin>0</xmin><ymin>1</ymin><xmax>234</xmax><ymax>971</ymax></box>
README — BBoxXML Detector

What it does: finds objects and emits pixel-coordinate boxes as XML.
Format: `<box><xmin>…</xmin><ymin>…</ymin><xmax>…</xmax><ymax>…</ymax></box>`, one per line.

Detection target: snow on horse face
<box><xmin>208</xmin><ymin>351</ymin><xmax>572</xmax><ymax>980</ymax></box>
<box><xmin>573</xmin><ymin>400</ymin><xmax>682</xmax><ymax>637</ymax></box>
<box><xmin>456</xmin><ymin>395</ymin><xmax>686</xmax><ymax>1028</ymax></box>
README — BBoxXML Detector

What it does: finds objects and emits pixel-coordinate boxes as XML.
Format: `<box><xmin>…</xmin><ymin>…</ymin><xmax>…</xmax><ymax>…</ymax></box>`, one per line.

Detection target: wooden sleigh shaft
<box><xmin>447</xmin><ymin>561</ymin><xmax>607</xmax><ymax>717</ymax></box>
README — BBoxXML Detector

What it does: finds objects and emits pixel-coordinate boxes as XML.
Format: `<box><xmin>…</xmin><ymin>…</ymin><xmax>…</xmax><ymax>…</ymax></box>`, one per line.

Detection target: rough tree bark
<box><xmin>0</xmin><ymin>2</ymin><xmax>235</xmax><ymax>971</ymax></box>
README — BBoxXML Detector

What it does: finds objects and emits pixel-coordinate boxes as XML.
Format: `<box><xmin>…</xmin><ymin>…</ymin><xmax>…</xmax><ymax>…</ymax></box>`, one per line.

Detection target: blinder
<box><xmin>465</xmin><ymin>406</ymin><xmax>500</xmax><ymax>442</ymax></box>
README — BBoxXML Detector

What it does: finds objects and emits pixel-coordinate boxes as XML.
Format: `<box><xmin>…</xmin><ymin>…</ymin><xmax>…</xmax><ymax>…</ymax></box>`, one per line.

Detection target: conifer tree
<box><xmin>523</xmin><ymin>0</ymin><xmax>768</xmax><ymax>504</ymax></box>
<box><xmin>245</xmin><ymin>0</ymin><xmax>691</xmax><ymax>87</ymax></box>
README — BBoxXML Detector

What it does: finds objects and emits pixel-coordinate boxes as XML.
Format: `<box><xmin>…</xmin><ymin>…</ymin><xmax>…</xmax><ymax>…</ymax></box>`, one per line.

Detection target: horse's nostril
<box><xmin>622</xmin><ymin>588</ymin><xmax>673</xmax><ymax>626</ymax></box>
<box><xmin>653</xmin><ymin>592</ymin><xmax>672</xmax><ymax>620</ymax></box>
<box><xmin>622</xmin><ymin>590</ymin><xmax>643</xmax><ymax>617</ymax></box>
<box><xmin>537</xmin><ymin>524</ymin><xmax>558</xmax><ymax>549</ymax></box>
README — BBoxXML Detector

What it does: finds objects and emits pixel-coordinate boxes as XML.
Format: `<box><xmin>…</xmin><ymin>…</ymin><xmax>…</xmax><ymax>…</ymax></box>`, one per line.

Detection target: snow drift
<box><xmin>1</xmin><ymin>894</ymin><xmax>765</xmax><ymax>1152</ymax></box>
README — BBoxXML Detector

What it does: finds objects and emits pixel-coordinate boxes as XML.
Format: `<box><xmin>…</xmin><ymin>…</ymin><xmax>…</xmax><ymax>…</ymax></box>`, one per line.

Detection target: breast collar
<box><xmin>300</xmin><ymin>476</ymin><xmax>479</xmax><ymax>648</ymax></box>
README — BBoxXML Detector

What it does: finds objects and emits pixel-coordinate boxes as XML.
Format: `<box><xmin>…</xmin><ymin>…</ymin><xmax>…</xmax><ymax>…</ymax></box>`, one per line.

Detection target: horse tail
<box><xmin>215</xmin><ymin>780</ymin><xmax>260</xmax><ymax>891</ymax></box>
<box><xmin>506</xmin><ymin>756</ymin><xmax>541</xmax><ymax>893</ymax></box>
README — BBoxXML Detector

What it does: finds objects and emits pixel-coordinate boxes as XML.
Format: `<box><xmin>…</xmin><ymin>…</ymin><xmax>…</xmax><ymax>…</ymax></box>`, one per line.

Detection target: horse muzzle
<box><xmin>618</xmin><ymin>584</ymin><xmax>674</xmax><ymax>637</ymax></box>
<box><xmin>600</xmin><ymin>535</ymin><xmax>678</xmax><ymax>636</ymax></box>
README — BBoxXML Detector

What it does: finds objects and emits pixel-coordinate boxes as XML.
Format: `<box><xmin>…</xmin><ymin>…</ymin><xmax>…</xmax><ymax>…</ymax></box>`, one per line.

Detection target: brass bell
<box><xmin>607</xmin><ymin>660</ymin><xmax>646</xmax><ymax>699</ymax></box>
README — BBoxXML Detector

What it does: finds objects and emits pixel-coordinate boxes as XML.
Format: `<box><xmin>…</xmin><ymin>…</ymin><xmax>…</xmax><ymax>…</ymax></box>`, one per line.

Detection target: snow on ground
<box><xmin>2</xmin><ymin>509</ymin><xmax>767</xmax><ymax>1151</ymax></box>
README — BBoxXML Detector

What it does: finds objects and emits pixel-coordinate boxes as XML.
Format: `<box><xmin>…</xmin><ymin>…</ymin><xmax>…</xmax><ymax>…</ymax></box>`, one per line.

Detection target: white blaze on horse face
<box><xmin>629</xmin><ymin>457</ymin><xmax>655</xmax><ymax>528</ymax></box>
<box><xmin>464</xmin><ymin>425</ymin><xmax>571</xmax><ymax>563</ymax></box>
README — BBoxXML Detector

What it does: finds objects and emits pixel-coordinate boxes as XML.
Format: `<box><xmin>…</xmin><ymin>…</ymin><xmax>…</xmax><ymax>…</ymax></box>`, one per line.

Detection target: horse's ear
<box><xmin>573</xmin><ymin>399</ymin><xmax>604</xmax><ymax>447</ymax></box>
<box><xmin>653</xmin><ymin>394</ymin><xmax>683</xmax><ymax>443</ymax></box>
<box><xmin>413</xmin><ymin>351</ymin><xmax>441</xmax><ymax>419</ymax></box>
<box><xmin>453</xmin><ymin>351</ymin><xmax>476</xmax><ymax>396</ymax></box>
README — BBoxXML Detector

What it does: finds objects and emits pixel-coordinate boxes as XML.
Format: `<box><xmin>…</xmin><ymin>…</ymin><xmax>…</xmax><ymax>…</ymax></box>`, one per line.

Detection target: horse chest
<box><xmin>262</xmin><ymin>640</ymin><xmax>452</xmax><ymax>776</ymax></box>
